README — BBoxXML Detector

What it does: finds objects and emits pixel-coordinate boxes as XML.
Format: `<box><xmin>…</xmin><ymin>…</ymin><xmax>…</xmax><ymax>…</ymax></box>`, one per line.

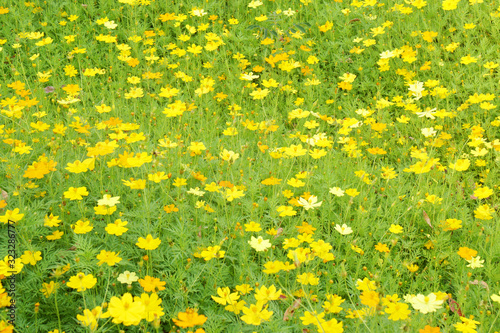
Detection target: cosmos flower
<box><xmin>297</xmin><ymin>195</ymin><xmax>323</xmax><ymax>210</ymax></box>
<box><xmin>67</xmin><ymin>272</ymin><xmax>97</xmax><ymax>292</ymax></box>
<box><xmin>136</xmin><ymin>235</ymin><xmax>161</xmax><ymax>250</ymax></box>
<box><xmin>172</xmin><ymin>308</ymin><xmax>207</xmax><ymax>328</ymax></box>
<box><xmin>335</xmin><ymin>224</ymin><xmax>353</xmax><ymax>235</ymax></box>
<box><xmin>406</xmin><ymin>293</ymin><xmax>443</xmax><ymax>314</ymax></box>
<box><xmin>248</xmin><ymin>236</ymin><xmax>271</xmax><ymax>252</ymax></box>
<box><xmin>106</xmin><ymin>293</ymin><xmax>145</xmax><ymax>326</ymax></box>
<box><xmin>117</xmin><ymin>271</ymin><xmax>139</xmax><ymax>285</ymax></box>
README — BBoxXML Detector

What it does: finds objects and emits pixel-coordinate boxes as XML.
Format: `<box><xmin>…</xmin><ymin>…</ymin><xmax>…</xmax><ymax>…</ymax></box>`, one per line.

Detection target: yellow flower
<box><xmin>375</xmin><ymin>243</ymin><xmax>390</xmax><ymax>253</ymax></box>
<box><xmin>96</xmin><ymin>250</ymin><xmax>122</xmax><ymax>266</ymax></box>
<box><xmin>287</xmin><ymin>178</ymin><xmax>305</xmax><ymax>187</ymax></box>
<box><xmin>322</xmin><ymin>318</ymin><xmax>344</xmax><ymax>332</ymax></box>
<box><xmin>356</xmin><ymin>278</ymin><xmax>377</xmax><ymax>291</ymax></box>
<box><xmin>138</xmin><ymin>276</ymin><xmax>166</xmax><ymax>292</ymax></box>
<box><xmin>124</xmin><ymin>87</ymin><xmax>144</xmax><ymax>99</ymax></box>
<box><xmin>211</xmin><ymin>287</ymin><xmax>240</xmax><ymax>305</ymax></box>
<box><xmin>40</xmin><ymin>281</ymin><xmax>59</xmax><ymax>298</ymax></box>
<box><xmin>385</xmin><ymin>302</ymin><xmax>411</xmax><ymax>321</ymax></box>
<box><xmin>225</xmin><ymin>300</ymin><xmax>247</xmax><ymax>314</ymax></box>
<box><xmin>484</xmin><ymin>61</ymin><xmax>499</xmax><ymax>69</ymax></box>
<box><xmin>425</xmin><ymin>194</ymin><xmax>443</xmax><ymax>205</ymax></box>
<box><xmin>244</xmin><ymin>221</ymin><xmax>262</xmax><ymax>232</ymax></box>
<box><xmin>323</xmin><ymin>295</ymin><xmax>345</xmax><ymax>314</ymax></box>
<box><xmin>240</xmin><ymin>301</ymin><xmax>273</xmax><ymax>325</ymax></box>
<box><xmin>148</xmin><ymin>172</ymin><xmax>169</xmax><ymax>183</ymax></box>
<box><xmin>491</xmin><ymin>294</ymin><xmax>500</xmax><ymax>304</ymax></box>
<box><xmin>249</xmin><ymin>88</ymin><xmax>269</xmax><ymax>100</ymax></box>
<box><xmin>360</xmin><ymin>290</ymin><xmax>380</xmax><ymax>307</ymax></box>
<box><xmin>136</xmin><ymin>234</ymin><xmax>161</xmax><ymax>250</ymax></box>
<box><xmin>173</xmin><ymin>177</ymin><xmax>187</xmax><ymax>187</ymax></box>
<box><xmin>71</xmin><ymin>220</ymin><xmax>94</xmax><ymax>234</ymax></box>
<box><xmin>297</xmin><ymin>272</ymin><xmax>319</xmax><ymax>285</ymax></box>
<box><xmin>117</xmin><ymin>271</ymin><xmax>139</xmax><ymax>285</ymax></box>
<box><xmin>406</xmin><ymin>264</ymin><xmax>419</xmax><ymax>273</ymax></box>
<box><xmin>449</xmin><ymin>159</ymin><xmax>470</xmax><ymax>171</ymax></box>
<box><xmin>105</xmin><ymin>219</ymin><xmax>128</xmax><ymax>236</ymax></box>
<box><xmin>67</xmin><ymin>272</ymin><xmax>97</xmax><ymax>292</ymax></box>
<box><xmin>262</xmin><ymin>261</ymin><xmax>284</xmax><ymax>274</ymax></box>
<box><xmin>134</xmin><ymin>293</ymin><xmax>165</xmax><ymax>322</ymax></box>
<box><xmin>0</xmin><ymin>208</ymin><xmax>24</xmax><ymax>224</ymax></box>
<box><xmin>188</xmin><ymin>141</ymin><xmax>206</xmax><ymax>153</ymax></box>
<box><xmin>44</xmin><ymin>213</ymin><xmax>61</xmax><ymax>227</ymax></box>
<box><xmin>187</xmin><ymin>44</ymin><xmax>203</xmax><ymax>54</ymax></box>
<box><xmin>319</xmin><ymin>21</ymin><xmax>334</xmax><ymax>32</ymax></box>
<box><xmin>248</xmin><ymin>236</ymin><xmax>271</xmax><ymax>252</ymax></box>
<box><xmin>20</xmin><ymin>250</ymin><xmax>42</xmax><ymax>265</ymax></box>
<box><xmin>220</xmin><ymin>149</ymin><xmax>239</xmax><ymax>162</ymax></box>
<box><xmin>277</xmin><ymin>205</ymin><xmax>297</xmax><ymax>217</ymax></box>
<box><xmin>0</xmin><ymin>256</ymin><xmax>23</xmax><ymax>277</ymax></box>
<box><xmin>224</xmin><ymin>187</ymin><xmax>245</xmax><ymax>202</ymax></box>
<box><xmin>122</xmin><ymin>178</ymin><xmax>146</xmax><ymax>189</ymax></box>
<box><xmin>442</xmin><ymin>0</ymin><xmax>459</xmax><ymax>10</ymax></box>
<box><xmin>94</xmin><ymin>205</ymin><xmax>117</xmax><ymax>215</ymax></box>
<box><xmin>172</xmin><ymin>308</ymin><xmax>207</xmax><ymax>328</ymax></box>
<box><xmin>200</xmin><ymin>245</ymin><xmax>225</xmax><ymax>261</ymax></box>
<box><xmin>457</xmin><ymin>247</ymin><xmax>477</xmax><ymax>260</ymax></box>
<box><xmin>474</xmin><ymin>204</ymin><xmax>494</xmax><ymax>220</ymax></box>
<box><xmin>389</xmin><ymin>224</ymin><xmax>403</xmax><ymax>234</ymax></box>
<box><xmin>106</xmin><ymin>293</ymin><xmax>145</xmax><ymax>326</ymax></box>
<box><xmin>97</xmin><ymin>194</ymin><xmax>120</xmax><ymax>207</ymax></box>
<box><xmin>473</xmin><ymin>186</ymin><xmax>493</xmax><ymax>199</ymax></box>
<box><xmin>46</xmin><ymin>230</ymin><xmax>64</xmax><ymax>240</ymax></box>
<box><xmin>284</xmin><ymin>144</ymin><xmax>308</xmax><ymax>157</ymax></box>
<box><xmin>260</xmin><ymin>176</ymin><xmax>282</xmax><ymax>185</ymax></box>
<box><xmin>345</xmin><ymin>188</ymin><xmax>360</xmax><ymax>197</ymax></box>
<box><xmin>440</xmin><ymin>218</ymin><xmax>462</xmax><ymax>231</ymax></box>
<box><xmin>460</xmin><ymin>54</ymin><xmax>478</xmax><ymax>65</ymax></box>
<box><xmin>63</xmin><ymin>187</ymin><xmax>89</xmax><ymax>200</ymax></box>
<box><xmin>76</xmin><ymin>306</ymin><xmax>109</xmax><ymax>330</ymax></box>
<box><xmin>254</xmin><ymin>285</ymin><xmax>282</xmax><ymax>303</ymax></box>
<box><xmin>407</xmin><ymin>293</ymin><xmax>443</xmax><ymax>314</ymax></box>
<box><xmin>300</xmin><ymin>310</ymin><xmax>325</xmax><ymax>325</ymax></box>
<box><xmin>236</xmin><ymin>284</ymin><xmax>253</xmax><ymax>295</ymax></box>
<box><xmin>65</xmin><ymin>158</ymin><xmax>95</xmax><ymax>173</ymax></box>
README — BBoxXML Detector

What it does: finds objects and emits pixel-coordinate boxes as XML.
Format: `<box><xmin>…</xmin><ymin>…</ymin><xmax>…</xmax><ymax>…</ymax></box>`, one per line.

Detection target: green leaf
<box><xmin>294</xmin><ymin>24</ymin><xmax>306</xmax><ymax>33</ymax></box>
<box><xmin>246</xmin><ymin>24</ymin><xmax>260</xmax><ymax>30</ymax></box>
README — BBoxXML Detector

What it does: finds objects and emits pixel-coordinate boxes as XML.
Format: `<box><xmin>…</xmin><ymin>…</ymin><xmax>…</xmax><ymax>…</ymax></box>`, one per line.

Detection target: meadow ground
<box><xmin>0</xmin><ymin>0</ymin><xmax>499</xmax><ymax>332</ymax></box>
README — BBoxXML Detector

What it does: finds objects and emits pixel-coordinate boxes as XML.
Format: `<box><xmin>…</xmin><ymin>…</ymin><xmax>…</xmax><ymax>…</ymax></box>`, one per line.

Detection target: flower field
<box><xmin>0</xmin><ymin>0</ymin><xmax>499</xmax><ymax>332</ymax></box>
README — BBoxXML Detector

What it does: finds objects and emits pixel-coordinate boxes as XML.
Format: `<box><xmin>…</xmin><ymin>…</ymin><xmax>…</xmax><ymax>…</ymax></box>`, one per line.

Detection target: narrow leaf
<box><xmin>294</xmin><ymin>24</ymin><xmax>306</xmax><ymax>33</ymax></box>
<box><xmin>283</xmin><ymin>298</ymin><xmax>301</xmax><ymax>321</ymax></box>
<box><xmin>469</xmin><ymin>280</ymin><xmax>489</xmax><ymax>291</ymax></box>
<box><xmin>422</xmin><ymin>210</ymin><xmax>433</xmax><ymax>229</ymax></box>
<box><xmin>448</xmin><ymin>297</ymin><xmax>464</xmax><ymax>317</ymax></box>
<box><xmin>1</xmin><ymin>189</ymin><xmax>7</xmax><ymax>201</ymax></box>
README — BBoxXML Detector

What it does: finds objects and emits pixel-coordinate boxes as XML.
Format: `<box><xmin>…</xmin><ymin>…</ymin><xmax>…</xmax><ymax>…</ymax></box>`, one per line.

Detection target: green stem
<box><xmin>488</xmin><ymin>311</ymin><xmax>500</xmax><ymax>333</ymax></box>
<box><xmin>54</xmin><ymin>282</ymin><xmax>62</xmax><ymax>332</ymax></box>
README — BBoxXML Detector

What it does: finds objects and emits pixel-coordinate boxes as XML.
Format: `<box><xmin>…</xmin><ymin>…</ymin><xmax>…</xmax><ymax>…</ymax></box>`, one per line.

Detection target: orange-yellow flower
<box><xmin>172</xmin><ymin>308</ymin><xmax>207</xmax><ymax>328</ymax></box>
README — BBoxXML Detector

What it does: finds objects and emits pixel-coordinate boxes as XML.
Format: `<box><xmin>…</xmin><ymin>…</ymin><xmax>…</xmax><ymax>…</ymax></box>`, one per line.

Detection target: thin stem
<box><xmin>54</xmin><ymin>282</ymin><xmax>62</xmax><ymax>332</ymax></box>
<box><xmin>488</xmin><ymin>311</ymin><xmax>500</xmax><ymax>333</ymax></box>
